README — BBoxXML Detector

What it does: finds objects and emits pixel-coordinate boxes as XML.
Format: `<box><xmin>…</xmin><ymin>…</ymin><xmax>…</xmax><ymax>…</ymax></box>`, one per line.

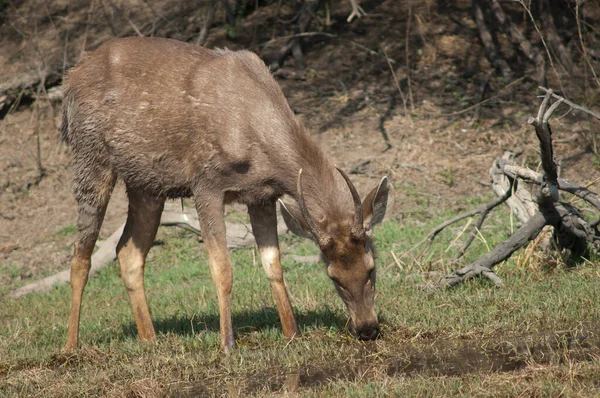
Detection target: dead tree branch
<box><xmin>196</xmin><ymin>0</ymin><xmax>216</xmax><ymax>46</ymax></box>
<box><xmin>440</xmin><ymin>211</ymin><xmax>550</xmax><ymax>288</ymax></box>
<box><xmin>472</xmin><ymin>0</ymin><xmax>512</xmax><ymax>82</ymax></box>
<box><xmin>434</xmin><ymin>88</ymin><xmax>600</xmax><ymax>288</ymax></box>
<box><xmin>528</xmin><ymin>88</ymin><xmax>560</xmax><ymax>201</ymax></box>
<box><xmin>538</xmin><ymin>87</ymin><xmax>600</xmax><ymax>121</ymax></box>
<box><xmin>408</xmin><ymin>189</ymin><xmax>513</xmax><ymax>257</ymax></box>
<box><xmin>499</xmin><ymin>163</ymin><xmax>600</xmax><ymax>213</ymax></box>
<box><xmin>0</xmin><ymin>68</ymin><xmax>62</xmax><ymax>118</ymax></box>
<box><xmin>347</xmin><ymin>0</ymin><xmax>366</xmax><ymax>22</ymax></box>
<box><xmin>453</xmin><ymin>186</ymin><xmax>513</xmax><ymax>260</ymax></box>
<box><xmin>489</xmin><ymin>1</ymin><xmax>546</xmax><ymax>85</ymax></box>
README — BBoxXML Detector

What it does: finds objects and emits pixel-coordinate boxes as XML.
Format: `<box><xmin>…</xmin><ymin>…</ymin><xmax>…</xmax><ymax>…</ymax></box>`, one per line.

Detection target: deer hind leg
<box><xmin>66</xmin><ymin>164</ymin><xmax>116</xmax><ymax>350</ymax></box>
<box><xmin>117</xmin><ymin>190</ymin><xmax>165</xmax><ymax>341</ymax></box>
<box><xmin>194</xmin><ymin>192</ymin><xmax>235</xmax><ymax>352</ymax></box>
<box><xmin>249</xmin><ymin>202</ymin><xmax>300</xmax><ymax>339</ymax></box>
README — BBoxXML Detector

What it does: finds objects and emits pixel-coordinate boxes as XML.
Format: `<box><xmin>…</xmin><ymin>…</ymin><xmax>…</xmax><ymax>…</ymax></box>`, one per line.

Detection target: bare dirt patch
<box><xmin>170</xmin><ymin>322</ymin><xmax>600</xmax><ymax>395</ymax></box>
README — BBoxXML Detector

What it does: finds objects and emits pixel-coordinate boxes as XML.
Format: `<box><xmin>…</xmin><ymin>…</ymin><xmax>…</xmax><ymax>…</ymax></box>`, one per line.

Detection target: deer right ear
<box><xmin>362</xmin><ymin>176</ymin><xmax>391</xmax><ymax>230</ymax></box>
<box><xmin>279</xmin><ymin>199</ymin><xmax>317</xmax><ymax>242</ymax></box>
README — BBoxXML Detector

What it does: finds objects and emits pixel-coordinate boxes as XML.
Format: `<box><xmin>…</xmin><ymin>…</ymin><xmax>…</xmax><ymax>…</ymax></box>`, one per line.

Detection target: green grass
<box><xmin>54</xmin><ymin>224</ymin><xmax>77</xmax><ymax>237</ymax></box>
<box><xmin>2</xmin><ymin>198</ymin><xmax>600</xmax><ymax>396</ymax></box>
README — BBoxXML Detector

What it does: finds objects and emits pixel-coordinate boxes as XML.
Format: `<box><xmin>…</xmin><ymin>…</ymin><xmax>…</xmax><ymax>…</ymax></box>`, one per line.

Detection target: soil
<box><xmin>1</xmin><ymin>0</ymin><xmax>600</xmax><ymax>288</ymax></box>
<box><xmin>174</xmin><ymin>322</ymin><xmax>600</xmax><ymax>395</ymax></box>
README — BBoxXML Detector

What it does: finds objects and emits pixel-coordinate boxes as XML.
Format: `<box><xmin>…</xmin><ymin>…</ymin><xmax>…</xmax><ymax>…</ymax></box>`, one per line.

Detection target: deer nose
<box><xmin>358</xmin><ymin>326</ymin><xmax>379</xmax><ymax>341</ymax></box>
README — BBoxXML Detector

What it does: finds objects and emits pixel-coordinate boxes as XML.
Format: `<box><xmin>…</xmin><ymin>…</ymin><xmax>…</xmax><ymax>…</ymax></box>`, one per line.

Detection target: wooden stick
<box><xmin>7</xmin><ymin>205</ymin><xmax>289</xmax><ymax>298</ymax></box>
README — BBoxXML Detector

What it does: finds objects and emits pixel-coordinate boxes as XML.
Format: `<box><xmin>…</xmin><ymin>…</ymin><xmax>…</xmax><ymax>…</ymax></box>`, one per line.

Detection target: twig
<box><xmin>576</xmin><ymin>3</ymin><xmax>600</xmax><ymax>88</ymax></box>
<box><xmin>81</xmin><ymin>0</ymin><xmax>96</xmax><ymax>55</ymax></box>
<box><xmin>538</xmin><ymin>87</ymin><xmax>600</xmax><ymax>121</ymax></box>
<box><xmin>528</xmin><ymin>88</ymin><xmax>559</xmax><ymax>201</ymax></box>
<box><xmin>260</xmin><ymin>32</ymin><xmax>395</xmax><ymax>63</ymax></box>
<box><xmin>382</xmin><ymin>45</ymin><xmax>410</xmax><ymax>125</ymax></box>
<box><xmin>62</xmin><ymin>31</ymin><xmax>69</xmax><ymax>77</ymax></box>
<box><xmin>347</xmin><ymin>0</ymin><xmax>366</xmax><ymax>22</ymax></box>
<box><xmin>470</xmin><ymin>70</ymin><xmax>492</xmax><ymax>126</ymax></box>
<box><xmin>445</xmin><ymin>217</ymin><xmax>472</xmax><ymax>253</ymax></box>
<box><xmin>196</xmin><ymin>0</ymin><xmax>216</xmax><ymax>46</ymax></box>
<box><xmin>407</xmin><ymin>197</ymin><xmax>508</xmax><ymax>255</ymax></box>
<box><xmin>453</xmin><ymin>185</ymin><xmax>513</xmax><ymax>260</ymax></box>
<box><xmin>405</xmin><ymin>1</ymin><xmax>414</xmax><ymax>113</ymax></box>
<box><xmin>440</xmin><ymin>211</ymin><xmax>550</xmax><ymax>288</ymax></box>
<box><xmin>126</xmin><ymin>16</ymin><xmax>144</xmax><ymax>37</ymax></box>
<box><xmin>390</xmin><ymin>250</ymin><xmax>403</xmax><ymax>270</ymax></box>
<box><xmin>441</xmin><ymin>76</ymin><xmax>526</xmax><ymax>116</ymax></box>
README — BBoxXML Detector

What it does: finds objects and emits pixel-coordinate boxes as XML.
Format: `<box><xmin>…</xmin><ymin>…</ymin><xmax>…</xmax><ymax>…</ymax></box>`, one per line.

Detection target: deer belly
<box><xmin>110</xmin><ymin>147</ymin><xmax>196</xmax><ymax>198</ymax></box>
<box><xmin>224</xmin><ymin>178</ymin><xmax>286</xmax><ymax>206</ymax></box>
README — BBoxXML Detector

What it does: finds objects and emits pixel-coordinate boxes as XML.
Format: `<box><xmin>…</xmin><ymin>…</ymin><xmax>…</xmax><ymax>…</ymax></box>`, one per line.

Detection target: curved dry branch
<box><xmin>453</xmin><ymin>184</ymin><xmax>513</xmax><ymax>260</ymax></box>
<box><xmin>408</xmin><ymin>208</ymin><xmax>485</xmax><ymax>254</ymax></box>
<box><xmin>498</xmin><ymin>163</ymin><xmax>600</xmax><ymax>213</ymax></box>
<box><xmin>490</xmin><ymin>1</ymin><xmax>545</xmax><ymax>85</ymax></box>
<box><xmin>347</xmin><ymin>0</ymin><xmax>366</xmax><ymax>22</ymax></box>
<box><xmin>538</xmin><ymin>87</ymin><xmax>600</xmax><ymax>121</ymax></box>
<box><xmin>528</xmin><ymin>88</ymin><xmax>559</xmax><ymax>201</ymax></box>
<box><xmin>439</xmin><ymin>211</ymin><xmax>551</xmax><ymax>288</ymax></box>
<box><xmin>472</xmin><ymin>0</ymin><xmax>512</xmax><ymax>82</ymax></box>
<box><xmin>555</xmin><ymin>203</ymin><xmax>600</xmax><ymax>253</ymax></box>
<box><xmin>408</xmin><ymin>189</ymin><xmax>514</xmax><ymax>258</ymax></box>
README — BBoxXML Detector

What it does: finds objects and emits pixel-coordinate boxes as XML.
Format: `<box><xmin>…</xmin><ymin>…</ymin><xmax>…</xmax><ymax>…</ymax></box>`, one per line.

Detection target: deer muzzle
<box><xmin>350</xmin><ymin>307</ymin><xmax>380</xmax><ymax>341</ymax></box>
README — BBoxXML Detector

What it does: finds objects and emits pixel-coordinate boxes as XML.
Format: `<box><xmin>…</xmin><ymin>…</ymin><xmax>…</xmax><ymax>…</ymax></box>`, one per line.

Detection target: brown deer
<box><xmin>61</xmin><ymin>37</ymin><xmax>390</xmax><ymax>352</ymax></box>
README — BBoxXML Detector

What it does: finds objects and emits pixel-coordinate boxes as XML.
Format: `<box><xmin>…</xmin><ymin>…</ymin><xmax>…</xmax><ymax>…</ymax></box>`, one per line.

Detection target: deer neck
<box><xmin>274</xmin><ymin>123</ymin><xmax>352</xmax><ymax>225</ymax></box>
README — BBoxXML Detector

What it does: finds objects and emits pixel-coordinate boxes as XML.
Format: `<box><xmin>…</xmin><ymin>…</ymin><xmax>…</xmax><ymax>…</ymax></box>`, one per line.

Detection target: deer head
<box><xmin>280</xmin><ymin>168</ymin><xmax>390</xmax><ymax>340</ymax></box>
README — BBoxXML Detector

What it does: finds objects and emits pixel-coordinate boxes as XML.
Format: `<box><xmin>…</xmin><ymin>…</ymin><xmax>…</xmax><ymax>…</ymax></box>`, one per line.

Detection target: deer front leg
<box><xmin>249</xmin><ymin>202</ymin><xmax>300</xmax><ymax>339</ymax></box>
<box><xmin>194</xmin><ymin>193</ymin><xmax>235</xmax><ymax>352</ymax></box>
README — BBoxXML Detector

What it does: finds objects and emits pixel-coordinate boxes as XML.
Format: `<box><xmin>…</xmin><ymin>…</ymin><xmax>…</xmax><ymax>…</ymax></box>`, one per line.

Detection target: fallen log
<box><xmin>0</xmin><ymin>68</ymin><xmax>63</xmax><ymax>117</ymax></box>
<box><xmin>8</xmin><ymin>203</ymin><xmax>290</xmax><ymax>298</ymax></box>
<box><xmin>9</xmin><ymin>223</ymin><xmax>125</xmax><ymax>298</ymax></box>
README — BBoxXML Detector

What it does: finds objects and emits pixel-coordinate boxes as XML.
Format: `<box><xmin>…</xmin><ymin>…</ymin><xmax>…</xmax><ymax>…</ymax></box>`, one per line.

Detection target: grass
<box><xmin>2</xmin><ymin>196</ymin><xmax>600</xmax><ymax>396</ymax></box>
<box><xmin>54</xmin><ymin>225</ymin><xmax>77</xmax><ymax>237</ymax></box>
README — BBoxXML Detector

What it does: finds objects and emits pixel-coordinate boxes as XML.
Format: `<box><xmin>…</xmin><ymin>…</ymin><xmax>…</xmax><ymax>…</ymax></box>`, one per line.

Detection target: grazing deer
<box><xmin>61</xmin><ymin>37</ymin><xmax>390</xmax><ymax>352</ymax></box>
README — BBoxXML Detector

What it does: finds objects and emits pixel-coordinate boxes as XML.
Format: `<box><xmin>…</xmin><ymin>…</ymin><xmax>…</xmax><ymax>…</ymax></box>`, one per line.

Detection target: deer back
<box><xmin>62</xmin><ymin>37</ymin><xmax>308</xmax><ymax>203</ymax></box>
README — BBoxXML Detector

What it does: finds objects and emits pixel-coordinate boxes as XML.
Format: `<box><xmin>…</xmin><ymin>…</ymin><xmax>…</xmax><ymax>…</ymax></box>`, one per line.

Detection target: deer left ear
<box><xmin>362</xmin><ymin>176</ymin><xmax>391</xmax><ymax>230</ymax></box>
<box><xmin>279</xmin><ymin>198</ymin><xmax>318</xmax><ymax>242</ymax></box>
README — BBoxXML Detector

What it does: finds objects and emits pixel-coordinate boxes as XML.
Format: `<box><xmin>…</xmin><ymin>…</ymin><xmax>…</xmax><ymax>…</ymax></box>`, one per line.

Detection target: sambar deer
<box><xmin>62</xmin><ymin>37</ymin><xmax>390</xmax><ymax>352</ymax></box>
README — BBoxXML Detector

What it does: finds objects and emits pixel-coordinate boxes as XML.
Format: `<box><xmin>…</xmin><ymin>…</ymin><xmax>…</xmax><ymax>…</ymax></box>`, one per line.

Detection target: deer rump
<box><xmin>62</xmin><ymin>37</ymin><xmax>390</xmax><ymax>352</ymax></box>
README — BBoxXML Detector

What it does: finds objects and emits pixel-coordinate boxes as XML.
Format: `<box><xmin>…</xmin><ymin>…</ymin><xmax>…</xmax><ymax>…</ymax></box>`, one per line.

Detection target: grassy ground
<box><xmin>2</xmin><ymin>195</ymin><xmax>600</xmax><ymax>397</ymax></box>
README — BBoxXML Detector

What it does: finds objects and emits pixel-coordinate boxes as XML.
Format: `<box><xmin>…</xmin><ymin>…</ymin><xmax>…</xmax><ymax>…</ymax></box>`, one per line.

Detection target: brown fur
<box><xmin>62</xmin><ymin>37</ymin><xmax>389</xmax><ymax>351</ymax></box>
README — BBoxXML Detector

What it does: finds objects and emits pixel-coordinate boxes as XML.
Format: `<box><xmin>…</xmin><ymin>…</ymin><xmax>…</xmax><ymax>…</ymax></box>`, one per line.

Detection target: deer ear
<box><xmin>279</xmin><ymin>199</ymin><xmax>317</xmax><ymax>242</ymax></box>
<box><xmin>362</xmin><ymin>176</ymin><xmax>391</xmax><ymax>230</ymax></box>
